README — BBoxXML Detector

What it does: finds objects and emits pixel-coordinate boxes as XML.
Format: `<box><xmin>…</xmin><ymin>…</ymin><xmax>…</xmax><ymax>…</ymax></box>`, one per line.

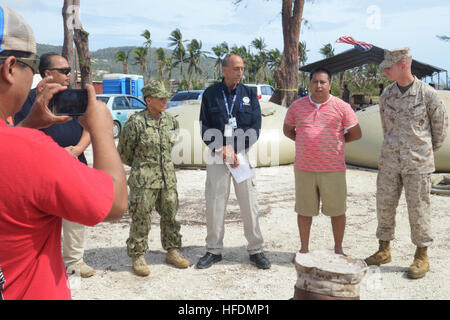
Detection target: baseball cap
<box><xmin>379</xmin><ymin>48</ymin><xmax>411</xmax><ymax>69</ymax></box>
<box><xmin>141</xmin><ymin>81</ymin><xmax>172</xmax><ymax>99</ymax></box>
<box><xmin>0</xmin><ymin>5</ymin><xmax>36</xmax><ymax>54</ymax></box>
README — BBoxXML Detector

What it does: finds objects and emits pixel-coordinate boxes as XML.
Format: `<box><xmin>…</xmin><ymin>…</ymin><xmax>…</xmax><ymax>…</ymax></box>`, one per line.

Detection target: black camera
<box><xmin>49</xmin><ymin>89</ymin><xmax>88</xmax><ymax>116</ymax></box>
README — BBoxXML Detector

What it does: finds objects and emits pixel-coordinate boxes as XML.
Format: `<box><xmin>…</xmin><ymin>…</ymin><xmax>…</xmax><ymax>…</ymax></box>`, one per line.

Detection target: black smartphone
<box><xmin>49</xmin><ymin>89</ymin><xmax>88</xmax><ymax>116</ymax></box>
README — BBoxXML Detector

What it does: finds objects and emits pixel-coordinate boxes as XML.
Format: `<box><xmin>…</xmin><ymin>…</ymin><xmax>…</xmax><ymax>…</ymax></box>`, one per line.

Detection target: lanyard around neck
<box><xmin>222</xmin><ymin>90</ymin><xmax>237</xmax><ymax>118</ymax></box>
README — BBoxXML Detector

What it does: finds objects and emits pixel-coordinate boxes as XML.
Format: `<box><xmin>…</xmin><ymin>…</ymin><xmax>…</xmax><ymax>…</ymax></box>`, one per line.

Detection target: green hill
<box><xmin>36</xmin><ymin>43</ymin><xmax>216</xmax><ymax>82</ymax></box>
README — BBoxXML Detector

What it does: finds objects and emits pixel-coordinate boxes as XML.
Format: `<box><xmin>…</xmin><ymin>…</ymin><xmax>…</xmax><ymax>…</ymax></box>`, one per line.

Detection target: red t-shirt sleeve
<box><xmin>17</xmin><ymin>129</ymin><xmax>114</xmax><ymax>226</ymax></box>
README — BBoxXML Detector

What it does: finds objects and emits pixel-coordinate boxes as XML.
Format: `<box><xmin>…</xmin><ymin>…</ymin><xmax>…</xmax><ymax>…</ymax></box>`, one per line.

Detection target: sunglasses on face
<box><xmin>47</xmin><ymin>67</ymin><xmax>71</xmax><ymax>75</ymax></box>
<box><xmin>0</xmin><ymin>57</ymin><xmax>40</xmax><ymax>74</ymax></box>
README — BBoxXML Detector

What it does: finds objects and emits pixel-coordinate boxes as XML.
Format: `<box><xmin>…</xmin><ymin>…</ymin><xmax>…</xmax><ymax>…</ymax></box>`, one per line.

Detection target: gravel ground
<box><xmin>69</xmin><ymin>145</ymin><xmax>450</xmax><ymax>300</ymax></box>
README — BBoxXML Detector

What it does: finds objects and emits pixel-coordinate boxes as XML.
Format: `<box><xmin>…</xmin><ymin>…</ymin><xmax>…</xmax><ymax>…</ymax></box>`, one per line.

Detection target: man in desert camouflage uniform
<box><xmin>117</xmin><ymin>81</ymin><xmax>189</xmax><ymax>276</ymax></box>
<box><xmin>365</xmin><ymin>48</ymin><xmax>448</xmax><ymax>279</ymax></box>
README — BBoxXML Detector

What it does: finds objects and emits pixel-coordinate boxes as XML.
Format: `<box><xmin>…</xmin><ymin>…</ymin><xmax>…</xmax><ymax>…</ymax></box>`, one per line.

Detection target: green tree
<box><xmin>165</xmin><ymin>56</ymin><xmax>175</xmax><ymax>81</ymax></box>
<box><xmin>155</xmin><ymin>47</ymin><xmax>167</xmax><ymax>81</ymax></box>
<box><xmin>268</xmin><ymin>48</ymin><xmax>282</xmax><ymax>70</ymax></box>
<box><xmin>211</xmin><ymin>41</ymin><xmax>229</xmax><ymax>79</ymax></box>
<box><xmin>133</xmin><ymin>47</ymin><xmax>148</xmax><ymax>75</ymax></box>
<box><xmin>115</xmin><ymin>49</ymin><xmax>131</xmax><ymax>74</ymax></box>
<box><xmin>187</xmin><ymin>39</ymin><xmax>208</xmax><ymax>88</ymax></box>
<box><xmin>251</xmin><ymin>37</ymin><xmax>268</xmax><ymax>82</ymax></box>
<box><xmin>168</xmin><ymin>28</ymin><xmax>189</xmax><ymax>81</ymax></box>
<box><xmin>298</xmin><ymin>41</ymin><xmax>309</xmax><ymax>87</ymax></box>
<box><xmin>298</xmin><ymin>41</ymin><xmax>308</xmax><ymax>66</ymax></box>
<box><xmin>319</xmin><ymin>43</ymin><xmax>335</xmax><ymax>58</ymax></box>
<box><xmin>141</xmin><ymin>29</ymin><xmax>153</xmax><ymax>79</ymax></box>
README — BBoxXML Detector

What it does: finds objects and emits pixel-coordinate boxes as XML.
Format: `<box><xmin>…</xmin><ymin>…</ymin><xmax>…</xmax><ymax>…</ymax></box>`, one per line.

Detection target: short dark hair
<box><xmin>38</xmin><ymin>52</ymin><xmax>62</xmax><ymax>78</ymax></box>
<box><xmin>310</xmin><ymin>67</ymin><xmax>332</xmax><ymax>82</ymax></box>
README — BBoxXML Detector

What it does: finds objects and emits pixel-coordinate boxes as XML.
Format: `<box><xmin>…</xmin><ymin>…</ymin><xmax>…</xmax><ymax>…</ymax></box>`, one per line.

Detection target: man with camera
<box><xmin>0</xmin><ymin>4</ymin><xmax>127</xmax><ymax>299</ymax></box>
<box><xmin>14</xmin><ymin>52</ymin><xmax>94</xmax><ymax>278</ymax></box>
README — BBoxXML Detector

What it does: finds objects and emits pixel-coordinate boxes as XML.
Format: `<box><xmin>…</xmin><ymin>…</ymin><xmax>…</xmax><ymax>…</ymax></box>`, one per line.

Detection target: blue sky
<box><xmin>4</xmin><ymin>0</ymin><xmax>450</xmax><ymax>84</ymax></box>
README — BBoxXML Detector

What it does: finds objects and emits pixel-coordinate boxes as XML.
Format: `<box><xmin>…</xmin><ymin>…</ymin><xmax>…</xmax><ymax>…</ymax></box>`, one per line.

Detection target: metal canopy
<box><xmin>299</xmin><ymin>45</ymin><xmax>446</xmax><ymax>79</ymax></box>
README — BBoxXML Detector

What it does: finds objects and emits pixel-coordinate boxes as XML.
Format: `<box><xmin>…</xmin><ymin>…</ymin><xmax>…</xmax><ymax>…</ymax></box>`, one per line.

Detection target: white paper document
<box><xmin>226</xmin><ymin>153</ymin><xmax>253</xmax><ymax>184</ymax></box>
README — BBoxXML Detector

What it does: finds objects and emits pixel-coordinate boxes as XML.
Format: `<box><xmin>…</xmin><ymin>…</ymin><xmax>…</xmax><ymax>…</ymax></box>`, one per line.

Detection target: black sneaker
<box><xmin>196</xmin><ymin>252</ymin><xmax>222</xmax><ymax>269</ymax></box>
<box><xmin>249</xmin><ymin>252</ymin><xmax>271</xmax><ymax>269</ymax></box>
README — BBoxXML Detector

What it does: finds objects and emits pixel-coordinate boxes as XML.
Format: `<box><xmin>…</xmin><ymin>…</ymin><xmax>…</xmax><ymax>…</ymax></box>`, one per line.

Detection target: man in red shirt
<box><xmin>0</xmin><ymin>5</ymin><xmax>128</xmax><ymax>299</ymax></box>
<box><xmin>283</xmin><ymin>67</ymin><xmax>361</xmax><ymax>256</ymax></box>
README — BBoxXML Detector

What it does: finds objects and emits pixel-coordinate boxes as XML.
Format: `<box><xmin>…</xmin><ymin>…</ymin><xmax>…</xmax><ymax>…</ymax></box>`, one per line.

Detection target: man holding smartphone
<box><xmin>0</xmin><ymin>4</ymin><xmax>127</xmax><ymax>299</ymax></box>
<box><xmin>14</xmin><ymin>53</ymin><xmax>94</xmax><ymax>278</ymax></box>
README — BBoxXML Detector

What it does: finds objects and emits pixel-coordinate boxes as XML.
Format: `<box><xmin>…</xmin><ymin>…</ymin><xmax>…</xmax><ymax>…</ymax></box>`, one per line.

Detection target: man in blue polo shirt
<box><xmin>197</xmin><ymin>54</ymin><xmax>270</xmax><ymax>270</ymax></box>
<box><xmin>14</xmin><ymin>52</ymin><xmax>94</xmax><ymax>278</ymax></box>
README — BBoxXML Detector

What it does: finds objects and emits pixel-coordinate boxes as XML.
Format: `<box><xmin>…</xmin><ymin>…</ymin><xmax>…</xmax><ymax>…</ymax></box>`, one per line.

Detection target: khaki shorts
<box><xmin>294</xmin><ymin>169</ymin><xmax>347</xmax><ymax>217</ymax></box>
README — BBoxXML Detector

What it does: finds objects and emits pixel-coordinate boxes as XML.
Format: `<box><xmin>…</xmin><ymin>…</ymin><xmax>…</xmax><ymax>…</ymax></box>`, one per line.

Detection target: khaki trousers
<box><xmin>62</xmin><ymin>219</ymin><xmax>86</xmax><ymax>268</ymax></box>
<box><xmin>204</xmin><ymin>152</ymin><xmax>264</xmax><ymax>255</ymax></box>
<box><xmin>376</xmin><ymin>170</ymin><xmax>433</xmax><ymax>247</ymax></box>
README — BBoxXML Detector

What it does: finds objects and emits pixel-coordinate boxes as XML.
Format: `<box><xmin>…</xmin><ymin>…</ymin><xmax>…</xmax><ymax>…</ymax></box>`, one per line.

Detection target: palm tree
<box><xmin>155</xmin><ymin>47</ymin><xmax>167</xmax><ymax>81</ymax></box>
<box><xmin>187</xmin><ymin>39</ymin><xmax>209</xmax><ymax>88</ymax></box>
<box><xmin>133</xmin><ymin>47</ymin><xmax>148</xmax><ymax>75</ymax></box>
<box><xmin>115</xmin><ymin>49</ymin><xmax>130</xmax><ymax>74</ymax></box>
<box><xmin>165</xmin><ymin>56</ymin><xmax>174</xmax><ymax>81</ymax></box>
<box><xmin>141</xmin><ymin>29</ymin><xmax>153</xmax><ymax>79</ymax></box>
<box><xmin>319</xmin><ymin>43</ymin><xmax>335</xmax><ymax>58</ymax></box>
<box><xmin>251</xmin><ymin>37</ymin><xmax>267</xmax><ymax>56</ymax></box>
<box><xmin>220</xmin><ymin>41</ymin><xmax>229</xmax><ymax>55</ymax></box>
<box><xmin>298</xmin><ymin>41</ymin><xmax>309</xmax><ymax>87</ymax></box>
<box><xmin>251</xmin><ymin>37</ymin><xmax>268</xmax><ymax>82</ymax></box>
<box><xmin>298</xmin><ymin>41</ymin><xmax>308</xmax><ymax>66</ymax></box>
<box><xmin>268</xmin><ymin>48</ymin><xmax>282</xmax><ymax>70</ymax></box>
<box><xmin>211</xmin><ymin>41</ymin><xmax>229</xmax><ymax>79</ymax></box>
<box><xmin>168</xmin><ymin>28</ymin><xmax>189</xmax><ymax>81</ymax></box>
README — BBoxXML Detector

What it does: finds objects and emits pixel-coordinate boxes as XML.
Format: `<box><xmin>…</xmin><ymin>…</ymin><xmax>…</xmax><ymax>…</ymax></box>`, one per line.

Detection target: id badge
<box><xmin>229</xmin><ymin>117</ymin><xmax>237</xmax><ymax>129</ymax></box>
<box><xmin>224</xmin><ymin>124</ymin><xmax>233</xmax><ymax>137</ymax></box>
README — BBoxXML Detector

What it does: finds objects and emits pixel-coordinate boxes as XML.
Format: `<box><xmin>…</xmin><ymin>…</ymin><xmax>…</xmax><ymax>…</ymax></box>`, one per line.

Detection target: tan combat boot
<box><xmin>364</xmin><ymin>240</ymin><xmax>392</xmax><ymax>266</ymax></box>
<box><xmin>166</xmin><ymin>249</ymin><xmax>190</xmax><ymax>269</ymax></box>
<box><xmin>132</xmin><ymin>255</ymin><xmax>150</xmax><ymax>277</ymax></box>
<box><xmin>407</xmin><ymin>247</ymin><xmax>429</xmax><ymax>279</ymax></box>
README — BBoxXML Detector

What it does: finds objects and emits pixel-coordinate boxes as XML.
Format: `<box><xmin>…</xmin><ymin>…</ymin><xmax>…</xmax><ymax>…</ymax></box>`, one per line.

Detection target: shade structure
<box><xmin>299</xmin><ymin>45</ymin><xmax>445</xmax><ymax>79</ymax></box>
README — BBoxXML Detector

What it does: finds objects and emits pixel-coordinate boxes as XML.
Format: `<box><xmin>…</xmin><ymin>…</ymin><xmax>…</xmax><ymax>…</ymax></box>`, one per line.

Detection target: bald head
<box><xmin>222</xmin><ymin>54</ymin><xmax>244</xmax><ymax>91</ymax></box>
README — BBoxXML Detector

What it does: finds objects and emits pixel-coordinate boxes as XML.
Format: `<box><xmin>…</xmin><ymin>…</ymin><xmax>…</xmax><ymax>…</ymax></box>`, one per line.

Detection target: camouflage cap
<box><xmin>141</xmin><ymin>81</ymin><xmax>172</xmax><ymax>99</ymax></box>
<box><xmin>0</xmin><ymin>5</ymin><xmax>36</xmax><ymax>54</ymax></box>
<box><xmin>379</xmin><ymin>48</ymin><xmax>411</xmax><ymax>69</ymax></box>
